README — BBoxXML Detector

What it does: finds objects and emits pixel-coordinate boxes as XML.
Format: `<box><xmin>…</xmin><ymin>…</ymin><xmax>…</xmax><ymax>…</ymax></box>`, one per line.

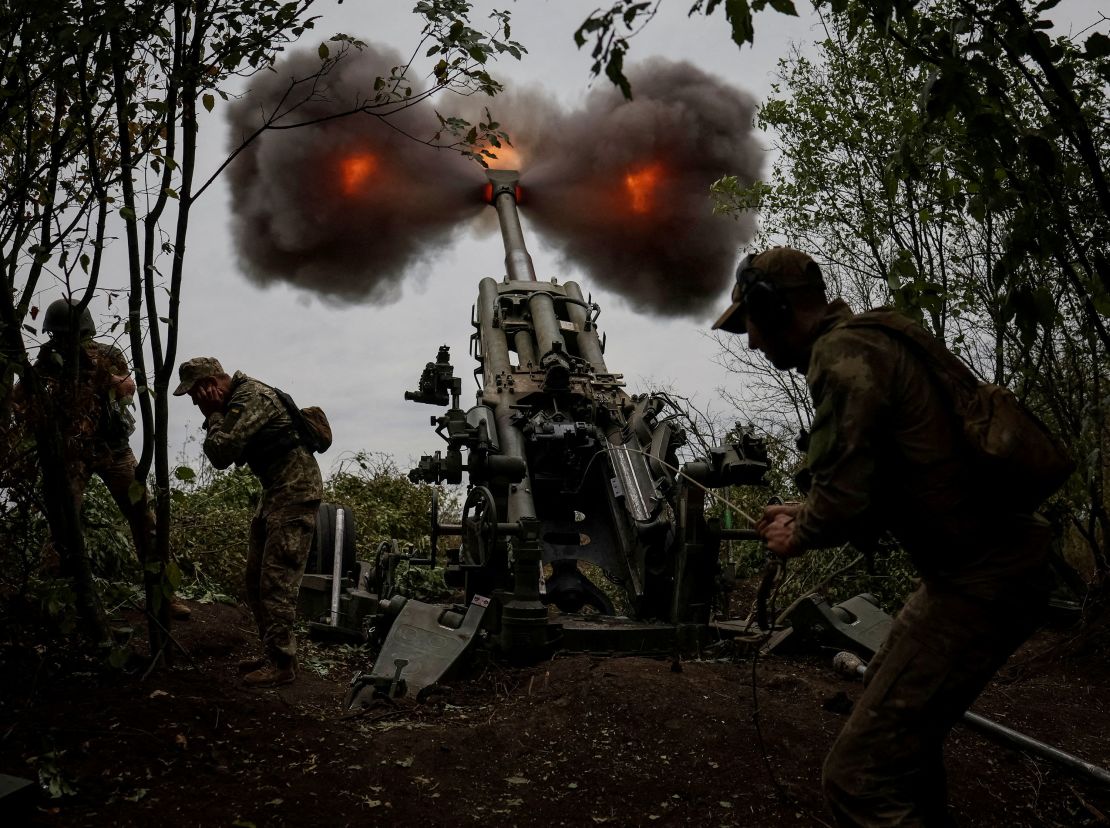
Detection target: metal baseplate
<box><xmin>762</xmin><ymin>592</ymin><xmax>892</xmax><ymax>658</ymax></box>
<box><xmin>345</xmin><ymin>594</ymin><xmax>491</xmax><ymax>709</ymax></box>
<box><xmin>0</xmin><ymin>773</ymin><xmax>35</xmax><ymax>813</ymax></box>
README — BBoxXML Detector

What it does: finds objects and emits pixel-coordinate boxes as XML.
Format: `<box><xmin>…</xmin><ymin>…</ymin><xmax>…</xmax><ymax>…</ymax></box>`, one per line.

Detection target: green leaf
<box><xmin>724</xmin><ymin>0</ymin><xmax>754</xmax><ymax>47</ymax></box>
<box><xmin>764</xmin><ymin>0</ymin><xmax>797</xmax><ymax>15</ymax></box>
<box><xmin>318</xmin><ymin>42</ymin><xmax>329</xmax><ymax>59</ymax></box>
<box><xmin>166</xmin><ymin>561</ymin><xmax>182</xmax><ymax>590</ymax></box>
<box><xmin>128</xmin><ymin>481</ymin><xmax>146</xmax><ymax>505</ymax></box>
<box><xmin>119</xmin><ymin>206</ymin><xmax>136</xmax><ymax>222</ymax></box>
<box><xmin>175</xmin><ymin>465</ymin><xmax>196</xmax><ymax>482</ymax></box>
<box><xmin>202</xmin><ymin>93</ymin><xmax>215</xmax><ymax>113</ymax></box>
<box><xmin>1083</xmin><ymin>32</ymin><xmax>1110</xmax><ymax>59</ymax></box>
<box><xmin>605</xmin><ymin>45</ymin><xmax>632</xmax><ymax>99</ymax></box>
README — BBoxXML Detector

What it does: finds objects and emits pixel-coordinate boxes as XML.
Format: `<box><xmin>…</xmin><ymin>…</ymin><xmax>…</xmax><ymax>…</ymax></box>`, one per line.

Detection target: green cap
<box><xmin>173</xmin><ymin>356</ymin><xmax>225</xmax><ymax>396</ymax></box>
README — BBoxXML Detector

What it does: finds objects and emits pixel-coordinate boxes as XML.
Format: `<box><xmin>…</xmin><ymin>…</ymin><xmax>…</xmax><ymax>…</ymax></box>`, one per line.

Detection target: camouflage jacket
<box><xmin>33</xmin><ymin>340</ymin><xmax>135</xmax><ymax>456</ymax></box>
<box><xmin>793</xmin><ymin>301</ymin><xmax>1047</xmax><ymax>595</ymax></box>
<box><xmin>202</xmin><ymin>371</ymin><xmax>322</xmax><ymax>514</ymax></box>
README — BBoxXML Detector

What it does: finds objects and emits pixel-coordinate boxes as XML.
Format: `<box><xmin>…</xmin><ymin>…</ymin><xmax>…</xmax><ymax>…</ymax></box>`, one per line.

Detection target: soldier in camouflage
<box><xmin>24</xmin><ymin>298</ymin><xmax>191</xmax><ymax>620</ymax></box>
<box><xmin>714</xmin><ymin>248</ymin><xmax>1051</xmax><ymax>826</ymax></box>
<box><xmin>175</xmin><ymin>356</ymin><xmax>322</xmax><ymax>687</ymax></box>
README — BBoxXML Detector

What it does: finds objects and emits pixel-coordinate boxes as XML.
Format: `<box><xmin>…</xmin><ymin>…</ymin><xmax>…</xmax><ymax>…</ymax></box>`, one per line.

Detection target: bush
<box><xmin>323</xmin><ymin>452</ymin><xmax>460</xmax><ymax>562</ymax></box>
<box><xmin>169</xmin><ymin>464</ymin><xmax>260</xmax><ymax>601</ymax></box>
<box><xmin>167</xmin><ymin>451</ymin><xmax>459</xmax><ymax>600</ymax></box>
<box><xmin>1</xmin><ymin>470</ymin><xmax>142</xmax><ymax>634</ymax></box>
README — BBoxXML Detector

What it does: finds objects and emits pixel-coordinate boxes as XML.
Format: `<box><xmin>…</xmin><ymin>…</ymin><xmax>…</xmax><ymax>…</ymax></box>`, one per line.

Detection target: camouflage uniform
<box><xmin>35</xmin><ymin>340</ymin><xmax>154</xmax><ymax>567</ymax></box>
<box><xmin>201</xmin><ymin>371</ymin><xmax>322</xmax><ymax>668</ymax></box>
<box><xmin>793</xmin><ymin>300</ymin><xmax>1050</xmax><ymax>827</ymax></box>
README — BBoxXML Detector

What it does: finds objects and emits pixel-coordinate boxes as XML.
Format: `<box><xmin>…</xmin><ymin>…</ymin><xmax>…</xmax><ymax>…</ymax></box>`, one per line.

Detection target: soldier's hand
<box><xmin>758</xmin><ymin>510</ymin><xmax>804</xmax><ymax>559</ymax></box>
<box><xmin>193</xmin><ymin>382</ymin><xmax>225</xmax><ymax>418</ymax></box>
<box><xmin>111</xmin><ymin>374</ymin><xmax>136</xmax><ymax>398</ymax></box>
<box><xmin>755</xmin><ymin>502</ymin><xmax>801</xmax><ymax>535</ymax></box>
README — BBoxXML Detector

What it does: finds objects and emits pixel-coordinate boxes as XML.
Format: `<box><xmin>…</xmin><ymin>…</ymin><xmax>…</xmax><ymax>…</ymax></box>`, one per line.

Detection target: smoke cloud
<box><xmin>505</xmin><ymin>59</ymin><xmax>762</xmax><ymax>317</ymax></box>
<box><xmin>227</xmin><ymin>49</ymin><xmax>761</xmax><ymax>317</ymax></box>
<box><xmin>226</xmin><ymin>45</ymin><xmax>482</xmax><ymax>304</ymax></box>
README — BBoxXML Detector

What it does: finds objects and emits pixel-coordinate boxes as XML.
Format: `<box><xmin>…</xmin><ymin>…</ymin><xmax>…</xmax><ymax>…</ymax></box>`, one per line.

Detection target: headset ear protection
<box><xmin>736</xmin><ymin>253</ymin><xmax>792</xmax><ymax>330</ymax></box>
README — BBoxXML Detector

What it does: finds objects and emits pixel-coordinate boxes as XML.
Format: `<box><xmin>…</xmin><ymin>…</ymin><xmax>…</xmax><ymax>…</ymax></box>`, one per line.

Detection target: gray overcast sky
<box><xmin>165</xmin><ymin>0</ymin><xmax>824</xmax><ymax>473</ymax></box>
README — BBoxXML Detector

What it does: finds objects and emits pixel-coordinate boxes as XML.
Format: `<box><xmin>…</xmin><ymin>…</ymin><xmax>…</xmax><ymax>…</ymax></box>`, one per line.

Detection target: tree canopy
<box><xmin>697</xmin><ymin>2</ymin><xmax>1109</xmax><ymax>585</ymax></box>
<box><xmin>0</xmin><ymin>0</ymin><xmax>524</xmax><ymax>653</ymax></box>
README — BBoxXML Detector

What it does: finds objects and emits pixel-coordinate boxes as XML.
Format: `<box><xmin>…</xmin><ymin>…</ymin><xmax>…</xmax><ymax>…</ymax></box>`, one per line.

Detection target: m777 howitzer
<box><xmin>333</xmin><ymin>170</ymin><xmax>771</xmax><ymax>706</ymax></box>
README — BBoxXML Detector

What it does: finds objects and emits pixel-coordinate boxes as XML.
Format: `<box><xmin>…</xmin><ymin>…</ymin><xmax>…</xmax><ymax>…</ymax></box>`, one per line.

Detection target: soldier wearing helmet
<box><xmin>41</xmin><ymin>297</ymin><xmax>97</xmax><ymax>341</ymax></box>
<box><xmin>714</xmin><ymin>248</ymin><xmax>1052</xmax><ymax>825</ymax></box>
<box><xmin>29</xmin><ymin>297</ymin><xmax>191</xmax><ymax>621</ymax></box>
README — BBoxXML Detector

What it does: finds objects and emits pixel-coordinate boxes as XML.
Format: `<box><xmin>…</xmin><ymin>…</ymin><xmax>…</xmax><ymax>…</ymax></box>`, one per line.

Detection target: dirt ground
<box><xmin>1</xmin><ymin>595</ymin><xmax>1109</xmax><ymax>827</ymax></box>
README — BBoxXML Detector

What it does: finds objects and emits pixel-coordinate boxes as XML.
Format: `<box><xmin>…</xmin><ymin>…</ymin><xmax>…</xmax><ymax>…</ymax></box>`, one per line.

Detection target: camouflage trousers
<box><xmin>245</xmin><ymin>502</ymin><xmax>319</xmax><ymax>667</ymax></box>
<box><xmin>72</xmin><ymin>447</ymin><xmax>155</xmax><ymax>564</ymax></box>
<box><xmin>822</xmin><ymin>580</ymin><xmax>1047</xmax><ymax>827</ymax></box>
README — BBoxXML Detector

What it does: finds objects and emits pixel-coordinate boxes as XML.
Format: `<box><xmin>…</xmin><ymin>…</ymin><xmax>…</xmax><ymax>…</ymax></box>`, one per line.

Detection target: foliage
<box><xmin>576</xmin><ymin>0</ymin><xmax>798</xmax><ymax>99</ymax></box>
<box><xmin>326</xmin><ymin>452</ymin><xmax>460</xmax><ymax>559</ymax></box>
<box><xmin>0</xmin><ymin>438</ymin><xmax>47</xmax><ymax>610</ymax></box>
<box><xmin>389</xmin><ymin>559</ymin><xmax>454</xmax><ymax>603</ymax></box>
<box><xmin>169</xmin><ymin>464</ymin><xmax>260</xmax><ymax>600</ymax></box>
<box><xmin>296</xmin><ymin>638</ymin><xmax>374</xmax><ymax>679</ymax></box>
<box><xmin>0</xmin><ymin>474</ymin><xmax>145</xmax><ymax>636</ymax></box>
<box><xmin>0</xmin><ymin>0</ymin><xmax>525</xmax><ymax>648</ymax></box>
<box><xmin>0</xmin><ymin>446</ymin><xmax>454</xmax><ymax>626</ymax></box>
<box><xmin>165</xmin><ymin>451</ymin><xmax>457</xmax><ymax>600</ymax></box>
<box><xmin>28</xmin><ymin>750</ymin><xmax>77</xmax><ymax>799</ymax></box>
<box><xmin>706</xmin><ymin>3</ymin><xmax>1108</xmax><ymax>590</ymax></box>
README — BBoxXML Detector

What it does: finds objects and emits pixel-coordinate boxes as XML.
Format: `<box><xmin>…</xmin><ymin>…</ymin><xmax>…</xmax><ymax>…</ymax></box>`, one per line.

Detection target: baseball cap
<box><xmin>173</xmin><ymin>356</ymin><xmax>225</xmax><ymax>396</ymax></box>
<box><xmin>712</xmin><ymin>247</ymin><xmax>825</xmax><ymax>333</ymax></box>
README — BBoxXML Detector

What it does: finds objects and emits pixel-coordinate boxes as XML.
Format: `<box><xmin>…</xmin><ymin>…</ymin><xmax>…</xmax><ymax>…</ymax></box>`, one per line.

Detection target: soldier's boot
<box><xmin>242</xmin><ymin>661</ymin><xmax>296</xmax><ymax>688</ymax></box>
<box><xmin>238</xmin><ymin>654</ymin><xmax>297</xmax><ymax>675</ymax></box>
<box><xmin>237</xmin><ymin>656</ymin><xmax>268</xmax><ymax>674</ymax></box>
<box><xmin>169</xmin><ymin>599</ymin><xmax>192</xmax><ymax>621</ymax></box>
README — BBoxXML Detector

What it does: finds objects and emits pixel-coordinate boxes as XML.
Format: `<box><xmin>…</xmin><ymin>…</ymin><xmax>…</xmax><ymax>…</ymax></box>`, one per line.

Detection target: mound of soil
<box><xmin>1</xmin><ymin>599</ymin><xmax>1108</xmax><ymax>826</ymax></box>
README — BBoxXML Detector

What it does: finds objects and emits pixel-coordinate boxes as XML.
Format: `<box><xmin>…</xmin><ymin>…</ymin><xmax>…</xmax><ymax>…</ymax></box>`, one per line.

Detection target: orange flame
<box><xmin>340</xmin><ymin>153</ymin><xmax>378</xmax><ymax>195</ymax></box>
<box><xmin>624</xmin><ymin>164</ymin><xmax>663</xmax><ymax>214</ymax></box>
<box><xmin>485</xmin><ymin>142</ymin><xmax>522</xmax><ymax>171</ymax></box>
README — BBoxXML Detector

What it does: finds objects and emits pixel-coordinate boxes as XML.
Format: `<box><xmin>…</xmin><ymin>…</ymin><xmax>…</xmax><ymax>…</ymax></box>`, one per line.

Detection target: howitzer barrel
<box><xmin>486</xmin><ymin>169</ymin><xmax>536</xmax><ymax>282</ymax></box>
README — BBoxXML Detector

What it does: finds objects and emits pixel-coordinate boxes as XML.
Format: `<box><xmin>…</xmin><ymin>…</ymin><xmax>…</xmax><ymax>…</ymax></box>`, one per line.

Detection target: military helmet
<box><xmin>42</xmin><ymin>298</ymin><xmax>96</xmax><ymax>339</ymax></box>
